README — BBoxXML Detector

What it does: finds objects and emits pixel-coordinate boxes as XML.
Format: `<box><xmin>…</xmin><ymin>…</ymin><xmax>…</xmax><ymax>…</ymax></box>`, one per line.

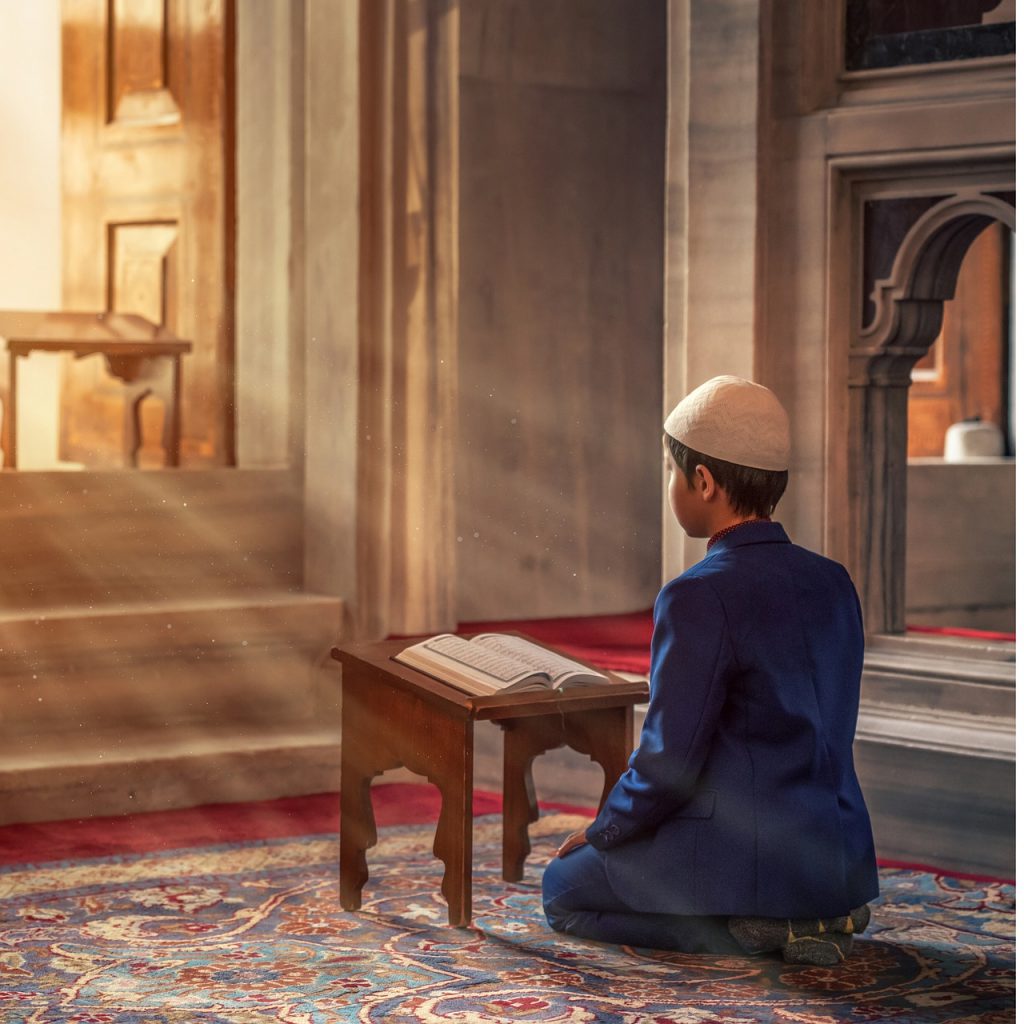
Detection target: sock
<box><xmin>728</xmin><ymin>904</ymin><xmax>871</xmax><ymax>956</ymax></box>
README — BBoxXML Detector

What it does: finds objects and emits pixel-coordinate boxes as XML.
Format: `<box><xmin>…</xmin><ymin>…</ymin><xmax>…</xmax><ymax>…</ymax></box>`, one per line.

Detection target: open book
<box><xmin>393</xmin><ymin>633</ymin><xmax>610</xmax><ymax>697</ymax></box>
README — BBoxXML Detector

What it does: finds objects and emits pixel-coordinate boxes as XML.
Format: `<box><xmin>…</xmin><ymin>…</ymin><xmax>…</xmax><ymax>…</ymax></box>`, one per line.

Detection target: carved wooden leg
<box><xmin>338</xmin><ymin>672</ymin><xmax>476</xmax><ymax>927</ymax></box>
<box><xmin>339</xmin><ymin>676</ymin><xmax>392</xmax><ymax>912</ymax></box>
<box><xmin>339</xmin><ymin>769</ymin><xmax>376</xmax><ymax>911</ymax></box>
<box><xmin>500</xmin><ymin>714</ymin><xmax>566</xmax><ymax>882</ymax></box>
<box><xmin>151</xmin><ymin>356</ymin><xmax>181</xmax><ymax>467</ymax></box>
<box><xmin>564</xmin><ymin>707</ymin><xmax>634</xmax><ymax>807</ymax></box>
<box><xmin>431</xmin><ymin>717</ymin><xmax>474</xmax><ymax>926</ymax></box>
<box><xmin>123</xmin><ymin>385</ymin><xmax>152</xmax><ymax>468</ymax></box>
<box><xmin>4</xmin><ymin>354</ymin><xmax>18</xmax><ymax>469</ymax></box>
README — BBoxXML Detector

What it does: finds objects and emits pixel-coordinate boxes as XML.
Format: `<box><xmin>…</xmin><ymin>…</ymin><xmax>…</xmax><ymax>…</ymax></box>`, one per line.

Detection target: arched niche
<box><xmin>849</xmin><ymin>190</ymin><xmax>1015</xmax><ymax>635</ymax></box>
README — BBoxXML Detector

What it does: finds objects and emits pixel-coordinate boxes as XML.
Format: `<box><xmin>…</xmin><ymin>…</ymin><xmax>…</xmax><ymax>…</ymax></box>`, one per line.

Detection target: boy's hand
<box><xmin>555</xmin><ymin>829</ymin><xmax>589</xmax><ymax>858</ymax></box>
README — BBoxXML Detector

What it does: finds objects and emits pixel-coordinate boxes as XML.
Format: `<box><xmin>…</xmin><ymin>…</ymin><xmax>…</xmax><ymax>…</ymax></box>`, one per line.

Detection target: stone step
<box><xmin>0</xmin><ymin>592</ymin><xmax>343</xmax><ymax>746</ymax></box>
<box><xmin>862</xmin><ymin>634</ymin><xmax>1015</xmax><ymax>718</ymax></box>
<box><xmin>0</xmin><ymin>726</ymin><xmax>342</xmax><ymax>826</ymax></box>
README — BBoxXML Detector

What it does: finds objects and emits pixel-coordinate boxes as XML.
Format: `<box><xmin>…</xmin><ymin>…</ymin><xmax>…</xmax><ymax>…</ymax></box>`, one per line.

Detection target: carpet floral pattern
<box><xmin>0</xmin><ymin>813</ymin><xmax>1014</xmax><ymax>1023</ymax></box>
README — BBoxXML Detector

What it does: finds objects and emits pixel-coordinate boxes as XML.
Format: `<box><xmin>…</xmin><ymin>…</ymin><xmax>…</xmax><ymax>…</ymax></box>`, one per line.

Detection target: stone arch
<box><xmin>856</xmin><ymin>193</ymin><xmax>1015</xmax><ymax>384</ymax></box>
<box><xmin>848</xmin><ymin>189</ymin><xmax>1014</xmax><ymax>634</ymax></box>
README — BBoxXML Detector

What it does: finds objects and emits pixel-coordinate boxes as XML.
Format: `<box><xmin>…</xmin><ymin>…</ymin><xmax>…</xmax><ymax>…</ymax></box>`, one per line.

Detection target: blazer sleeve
<box><xmin>585</xmin><ymin>575</ymin><xmax>733</xmax><ymax>851</ymax></box>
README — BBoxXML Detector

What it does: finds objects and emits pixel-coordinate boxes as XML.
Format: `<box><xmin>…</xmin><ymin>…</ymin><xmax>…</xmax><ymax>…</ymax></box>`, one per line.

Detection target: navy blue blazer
<box><xmin>585</xmin><ymin>521</ymin><xmax>878</xmax><ymax>918</ymax></box>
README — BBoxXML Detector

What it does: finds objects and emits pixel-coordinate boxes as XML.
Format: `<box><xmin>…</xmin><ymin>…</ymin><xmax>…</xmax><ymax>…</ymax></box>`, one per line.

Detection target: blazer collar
<box><xmin>706</xmin><ymin>520</ymin><xmax>790</xmax><ymax>553</ymax></box>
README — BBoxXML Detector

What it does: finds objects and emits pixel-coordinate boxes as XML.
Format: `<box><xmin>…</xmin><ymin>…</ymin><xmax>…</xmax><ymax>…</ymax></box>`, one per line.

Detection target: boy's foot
<box><xmin>728</xmin><ymin>905</ymin><xmax>871</xmax><ymax>963</ymax></box>
<box><xmin>782</xmin><ymin>931</ymin><xmax>854</xmax><ymax>966</ymax></box>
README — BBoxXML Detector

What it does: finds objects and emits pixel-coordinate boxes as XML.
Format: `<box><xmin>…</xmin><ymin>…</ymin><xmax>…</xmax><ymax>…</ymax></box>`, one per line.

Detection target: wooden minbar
<box><xmin>331</xmin><ymin>636</ymin><xmax>648</xmax><ymax>926</ymax></box>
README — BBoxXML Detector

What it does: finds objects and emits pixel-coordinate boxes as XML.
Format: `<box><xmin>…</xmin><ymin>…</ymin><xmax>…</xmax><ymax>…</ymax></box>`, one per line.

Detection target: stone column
<box><xmin>356</xmin><ymin>0</ymin><xmax>459</xmax><ymax>637</ymax></box>
<box><xmin>663</xmin><ymin>0</ymin><xmax>762</xmax><ymax>578</ymax></box>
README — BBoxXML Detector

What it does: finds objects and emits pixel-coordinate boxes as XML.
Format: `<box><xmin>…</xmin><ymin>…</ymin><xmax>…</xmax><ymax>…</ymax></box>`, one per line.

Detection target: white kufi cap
<box><xmin>664</xmin><ymin>376</ymin><xmax>790</xmax><ymax>471</ymax></box>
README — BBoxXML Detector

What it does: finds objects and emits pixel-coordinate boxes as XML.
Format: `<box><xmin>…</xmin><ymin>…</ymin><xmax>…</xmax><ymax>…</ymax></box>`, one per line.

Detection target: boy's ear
<box><xmin>694</xmin><ymin>464</ymin><xmax>717</xmax><ymax>501</ymax></box>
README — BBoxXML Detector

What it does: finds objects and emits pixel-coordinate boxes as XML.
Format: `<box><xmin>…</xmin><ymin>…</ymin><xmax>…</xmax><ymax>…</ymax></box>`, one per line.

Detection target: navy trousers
<box><xmin>541</xmin><ymin>844</ymin><xmax>744</xmax><ymax>955</ymax></box>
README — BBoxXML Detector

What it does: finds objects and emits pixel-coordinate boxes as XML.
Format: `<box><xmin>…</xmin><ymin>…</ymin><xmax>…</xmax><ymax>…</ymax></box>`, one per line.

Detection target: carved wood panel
<box><xmin>108</xmin><ymin>0</ymin><xmax>181</xmax><ymax>126</ymax></box>
<box><xmin>61</xmin><ymin>0</ymin><xmax>234</xmax><ymax>468</ymax></box>
<box><xmin>56</xmin><ymin>222</ymin><xmax>181</xmax><ymax>467</ymax></box>
<box><xmin>108</xmin><ymin>221</ymin><xmax>179</xmax><ymax>324</ymax></box>
<box><xmin>112</xmin><ymin>221</ymin><xmax>180</xmax><ymax>465</ymax></box>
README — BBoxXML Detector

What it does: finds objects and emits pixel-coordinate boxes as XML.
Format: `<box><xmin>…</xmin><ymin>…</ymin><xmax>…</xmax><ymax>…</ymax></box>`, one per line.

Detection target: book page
<box><xmin>471</xmin><ymin>634</ymin><xmax>608</xmax><ymax>687</ymax></box>
<box><xmin>419</xmin><ymin>634</ymin><xmax>548</xmax><ymax>684</ymax></box>
<box><xmin>394</xmin><ymin>634</ymin><xmax>550</xmax><ymax>696</ymax></box>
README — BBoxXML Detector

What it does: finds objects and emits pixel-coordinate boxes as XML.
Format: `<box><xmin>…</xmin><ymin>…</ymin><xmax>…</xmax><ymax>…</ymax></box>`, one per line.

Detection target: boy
<box><xmin>542</xmin><ymin>376</ymin><xmax>877</xmax><ymax>966</ymax></box>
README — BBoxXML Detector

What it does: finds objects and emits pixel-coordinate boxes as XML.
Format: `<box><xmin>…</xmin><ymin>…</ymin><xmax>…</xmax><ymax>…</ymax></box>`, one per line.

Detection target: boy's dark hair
<box><xmin>665</xmin><ymin>434</ymin><xmax>788</xmax><ymax>519</ymax></box>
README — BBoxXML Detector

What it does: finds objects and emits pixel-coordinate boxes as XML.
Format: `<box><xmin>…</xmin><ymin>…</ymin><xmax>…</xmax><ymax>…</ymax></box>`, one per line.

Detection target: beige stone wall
<box><xmin>0</xmin><ymin>1</ymin><xmax>64</xmax><ymax>469</ymax></box>
<box><xmin>663</xmin><ymin>0</ymin><xmax>762</xmax><ymax>575</ymax></box>
<box><xmin>235</xmin><ymin>0</ymin><xmax>303</xmax><ymax>470</ymax></box>
<box><xmin>456</xmin><ymin>0</ymin><xmax>667</xmax><ymax>621</ymax></box>
<box><xmin>302</xmin><ymin>1</ymin><xmax>361</xmax><ymax>606</ymax></box>
<box><xmin>905</xmin><ymin>459</ymin><xmax>1015</xmax><ymax>632</ymax></box>
<box><xmin>0</xmin><ymin>2</ymin><xmax>61</xmax><ymax>308</ymax></box>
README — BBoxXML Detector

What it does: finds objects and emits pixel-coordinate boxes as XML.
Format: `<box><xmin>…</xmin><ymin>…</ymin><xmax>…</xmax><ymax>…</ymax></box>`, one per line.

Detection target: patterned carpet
<box><xmin>0</xmin><ymin>811</ymin><xmax>1014</xmax><ymax>1024</ymax></box>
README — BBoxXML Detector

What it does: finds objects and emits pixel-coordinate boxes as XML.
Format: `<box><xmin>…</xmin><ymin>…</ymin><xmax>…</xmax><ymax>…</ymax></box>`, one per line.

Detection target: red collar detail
<box><xmin>707</xmin><ymin>518</ymin><xmax>771</xmax><ymax>552</ymax></box>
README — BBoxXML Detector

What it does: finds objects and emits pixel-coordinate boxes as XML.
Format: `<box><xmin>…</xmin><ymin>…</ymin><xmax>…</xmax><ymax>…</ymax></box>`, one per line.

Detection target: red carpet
<box><xmin>906</xmin><ymin>624</ymin><xmax>1015</xmax><ymax>642</ymax></box>
<box><xmin>457</xmin><ymin>609</ymin><xmax>655</xmax><ymax>673</ymax></box>
<box><xmin>453</xmin><ymin>611</ymin><xmax>1015</xmax><ymax>675</ymax></box>
<box><xmin>1</xmin><ymin>809</ymin><xmax>1013</xmax><ymax>1023</ymax></box>
<box><xmin>0</xmin><ymin>784</ymin><xmax>599</xmax><ymax>867</ymax></box>
<box><xmin>0</xmin><ymin>783</ymin><xmax>1009</xmax><ymax>883</ymax></box>
<box><xmin>0</xmin><ymin>785</ymin><xmax>492</xmax><ymax>866</ymax></box>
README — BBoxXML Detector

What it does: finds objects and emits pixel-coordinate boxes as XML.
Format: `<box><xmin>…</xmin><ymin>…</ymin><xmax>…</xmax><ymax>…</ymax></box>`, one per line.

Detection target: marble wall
<box><xmin>0</xmin><ymin>1</ymin><xmax>64</xmax><ymax>469</ymax></box>
<box><xmin>905</xmin><ymin>459</ymin><xmax>1015</xmax><ymax>632</ymax></box>
<box><xmin>302</xmin><ymin>1</ymin><xmax>361</xmax><ymax>605</ymax></box>
<box><xmin>235</xmin><ymin>0</ymin><xmax>303</xmax><ymax>470</ymax></box>
<box><xmin>663</xmin><ymin>0</ymin><xmax>764</xmax><ymax>576</ymax></box>
<box><xmin>456</xmin><ymin>0</ymin><xmax>667</xmax><ymax>621</ymax></box>
<box><xmin>0</xmin><ymin>2</ymin><xmax>61</xmax><ymax>309</ymax></box>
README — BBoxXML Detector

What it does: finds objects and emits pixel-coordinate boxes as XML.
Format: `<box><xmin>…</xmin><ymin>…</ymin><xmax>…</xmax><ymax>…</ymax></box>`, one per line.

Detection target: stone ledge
<box><xmin>0</xmin><ymin>593</ymin><xmax>343</xmax><ymax>745</ymax></box>
<box><xmin>0</xmin><ymin>592</ymin><xmax>345</xmax><ymax>824</ymax></box>
<box><xmin>0</xmin><ymin>592</ymin><xmax>342</xmax><ymax>670</ymax></box>
<box><xmin>0</xmin><ymin>728</ymin><xmax>341</xmax><ymax>826</ymax></box>
<box><xmin>862</xmin><ymin>635</ymin><xmax>1015</xmax><ymax>718</ymax></box>
<box><xmin>857</xmin><ymin>701</ymin><xmax>1014</xmax><ymax>760</ymax></box>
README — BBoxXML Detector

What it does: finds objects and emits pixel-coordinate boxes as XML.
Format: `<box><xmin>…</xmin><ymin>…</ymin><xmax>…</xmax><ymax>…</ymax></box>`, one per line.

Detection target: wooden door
<box><xmin>907</xmin><ymin>223</ymin><xmax>1008</xmax><ymax>457</ymax></box>
<box><xmin>61</xmin><ymin>0</ymin><xmax>234</xmax><ymax>467</ymax></box>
